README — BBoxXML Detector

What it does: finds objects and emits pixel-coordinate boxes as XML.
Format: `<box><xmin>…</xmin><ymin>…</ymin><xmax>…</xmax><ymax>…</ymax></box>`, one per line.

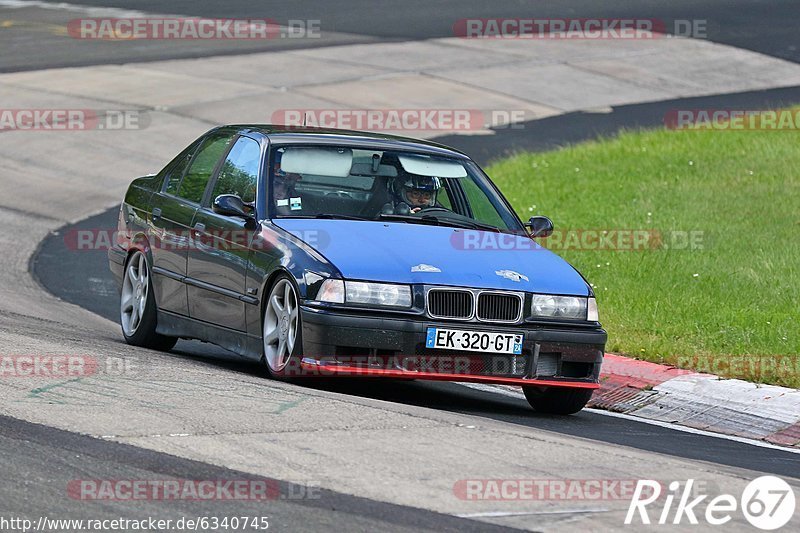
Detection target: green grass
<box><xmin>486</xmin><ymin>121</ymin><xmax>800</xmax><ymax>387</ymax></box>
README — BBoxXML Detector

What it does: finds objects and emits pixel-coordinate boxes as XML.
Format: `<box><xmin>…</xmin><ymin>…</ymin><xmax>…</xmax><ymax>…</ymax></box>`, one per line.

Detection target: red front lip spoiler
<box><xmin>298</xmin><ymin>359</ymin><xmax>599</xmax><ymax>389</ymax></box>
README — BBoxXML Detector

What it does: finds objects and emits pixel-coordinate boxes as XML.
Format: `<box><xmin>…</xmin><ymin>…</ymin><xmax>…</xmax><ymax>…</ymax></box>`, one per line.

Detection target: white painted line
<box><xmin>456</xmin><ymin>382</ymin><xmax>800</xmax><ymax>455</ymax></box>
<box><xmin>457</xmin><ymin>508</ymin><xmax>610</xmax><ymax>518</ymax></box>
<box><xmin>588</xmin><ymin>408</ymin><xmax>800</xmax><ymax>455</ymax></box>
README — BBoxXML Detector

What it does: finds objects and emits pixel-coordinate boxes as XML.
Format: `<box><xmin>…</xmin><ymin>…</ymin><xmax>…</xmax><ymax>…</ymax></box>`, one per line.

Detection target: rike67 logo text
<box><xmin>626</xmin><ymin>476</ymin><xmax>795</xmax><ymax>530</ymax></box>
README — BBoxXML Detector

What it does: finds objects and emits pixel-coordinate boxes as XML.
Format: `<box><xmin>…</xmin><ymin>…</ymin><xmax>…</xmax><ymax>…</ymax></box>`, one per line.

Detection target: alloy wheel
<box><xmin>121</xmin><ymin>251</ymin><xmax>149</xmax><ymax>336</ymax></box>
<box><xmin>263</xmin><ymin>278</ymin><xmax>299</xmax><ymax>372</ymax></box>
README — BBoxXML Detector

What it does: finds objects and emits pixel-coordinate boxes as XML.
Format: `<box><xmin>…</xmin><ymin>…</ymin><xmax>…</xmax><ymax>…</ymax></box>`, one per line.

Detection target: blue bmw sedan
<box><xmin>109</xmin><ymin>126</ymin><xmax>606</xmax><ymax>414</ymax></box>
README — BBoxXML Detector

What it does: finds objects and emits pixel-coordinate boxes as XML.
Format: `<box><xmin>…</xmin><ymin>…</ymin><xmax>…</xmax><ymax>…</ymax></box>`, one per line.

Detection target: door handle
<box><xmin>152</xmin><ymin>207</ymin><xmax>162</xmax><ymax>220</ymax></box>
<box><xmin>191</xmin><ymin>222</ymin><xmax>206</xmax><ymax>238</ymax></box>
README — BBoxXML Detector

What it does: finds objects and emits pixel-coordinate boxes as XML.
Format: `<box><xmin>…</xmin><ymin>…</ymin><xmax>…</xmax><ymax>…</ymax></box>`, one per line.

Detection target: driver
<box><xmin>383</xmin><ymin>174</ymin><xmax>442</xmax><ymax>214</ymax></box>
<box><xmin>273</xmin><ymin>162</ymin><xmax>302</xmax><ymax>215</ymax></box>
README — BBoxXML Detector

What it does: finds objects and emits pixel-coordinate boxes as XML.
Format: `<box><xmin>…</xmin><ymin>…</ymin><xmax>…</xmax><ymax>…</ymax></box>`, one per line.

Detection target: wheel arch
<box><xmin>122</xmin><ymin>235</ymin><xmax>164</xmax><ymax>310</ymax></box>
<box><xmin>259</xmin><ymin>266</ymin><xmax>298</xmax><ymax>321</ymax></box>
<box><xmin>124</xmin><ymin>232</ymin><xmax>154</xmax><ymax>267</ymax></box>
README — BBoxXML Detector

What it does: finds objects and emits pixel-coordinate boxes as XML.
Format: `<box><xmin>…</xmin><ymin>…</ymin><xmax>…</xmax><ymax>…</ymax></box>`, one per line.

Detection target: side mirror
<box><xmin>525</xmin><ymin>216</ymin><xmax>554</xmax><ymax>238</ymax></box>
<box><xmin>213</xmin><ymin>194</ymin><xmax>252</xmax><ymax>219</ymax></box>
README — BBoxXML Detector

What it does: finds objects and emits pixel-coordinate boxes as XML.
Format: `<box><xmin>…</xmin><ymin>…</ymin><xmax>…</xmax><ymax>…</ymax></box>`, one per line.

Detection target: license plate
<box><xmin>425</xmin><ymin>327</ymin><xmax>523</xmax><ymax>355</ymax></box>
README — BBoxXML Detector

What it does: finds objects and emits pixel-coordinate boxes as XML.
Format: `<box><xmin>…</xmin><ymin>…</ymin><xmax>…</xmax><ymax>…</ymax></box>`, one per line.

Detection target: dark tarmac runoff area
<box><xmin>1</xmin><ymin>0</ymin><xmax>797</xmax><ymax>72</ymax></box>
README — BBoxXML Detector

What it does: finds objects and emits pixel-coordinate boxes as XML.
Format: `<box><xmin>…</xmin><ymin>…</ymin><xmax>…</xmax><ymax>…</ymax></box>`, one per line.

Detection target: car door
<box><xmin>149</xmin><ymin>131</ymin><xmax>235</xmax><ymax>315</ymax></box>
<box><xmin>186</xmin><ymin>135</ymin><xmax>262</xmax><ymax>331</ymax></box>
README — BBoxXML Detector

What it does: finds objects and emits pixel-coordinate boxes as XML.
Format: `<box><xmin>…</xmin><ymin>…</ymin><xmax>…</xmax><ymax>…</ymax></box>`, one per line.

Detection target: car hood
<box><xmin>273</xmin><ymin>219</ymin><xmax>590</xmax><ymax>295</ymax></box>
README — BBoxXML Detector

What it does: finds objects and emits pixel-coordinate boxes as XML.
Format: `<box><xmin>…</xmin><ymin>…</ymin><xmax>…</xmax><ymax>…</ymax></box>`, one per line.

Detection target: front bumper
<box><xmin>299</xmin><ymin>305</ymin><xmax>606</xmax><ymax>388</ymax></box>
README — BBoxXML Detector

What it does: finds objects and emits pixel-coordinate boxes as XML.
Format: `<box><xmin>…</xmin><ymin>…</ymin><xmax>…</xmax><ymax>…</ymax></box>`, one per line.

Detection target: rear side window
<box><xmin>177</xmin><ymin>133</ymin><xmax>233</xmax><ymax>203</ymax></box>
<box><xmin>211</xmin><ymin>136</ymin><xmax>261</xmax><ymax>203</ymax></box>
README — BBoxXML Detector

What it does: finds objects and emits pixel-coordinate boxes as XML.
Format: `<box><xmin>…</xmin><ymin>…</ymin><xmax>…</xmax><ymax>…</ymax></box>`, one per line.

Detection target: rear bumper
<box><xmin>299</xmin><ymin>305</ymin><xmax>606</xmax><ymax>389</ymax></box>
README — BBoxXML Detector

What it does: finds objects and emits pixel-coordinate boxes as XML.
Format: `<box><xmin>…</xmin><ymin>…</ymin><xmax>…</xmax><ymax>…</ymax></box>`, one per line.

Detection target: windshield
<box><xmin>268</xmin><ymin>145</ymin><xmax>522</xmax><ymax>232</ymax></box>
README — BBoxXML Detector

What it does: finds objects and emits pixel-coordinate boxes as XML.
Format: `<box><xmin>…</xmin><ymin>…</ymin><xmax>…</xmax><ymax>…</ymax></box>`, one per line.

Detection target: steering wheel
<box><xmin>416</xmin><ymin>206</ymin><xmax>451</xmax><ymax>215</ymax></box>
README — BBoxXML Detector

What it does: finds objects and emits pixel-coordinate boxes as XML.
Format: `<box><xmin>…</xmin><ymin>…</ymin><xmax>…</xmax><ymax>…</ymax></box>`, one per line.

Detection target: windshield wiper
<box><xmin>283</xmin><ymin>213</ymin><xmax>370</xmax><ymax>221</ymax></box>
<box><xmin>378</xmin><ymin>214</ymin><xmax>442</xmax><ymax>226</ymax></box>
<box><xmin>378</xmin><ymin>214</ymin><xmax>500</xmax><ymax>232</ymax></box>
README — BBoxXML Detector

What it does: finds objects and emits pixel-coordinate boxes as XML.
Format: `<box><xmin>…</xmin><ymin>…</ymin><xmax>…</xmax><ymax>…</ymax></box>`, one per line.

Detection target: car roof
<box><xmin>216</xmin><ymin>124</ymin><xmax>471</xmax><ymax>159</ymax></box>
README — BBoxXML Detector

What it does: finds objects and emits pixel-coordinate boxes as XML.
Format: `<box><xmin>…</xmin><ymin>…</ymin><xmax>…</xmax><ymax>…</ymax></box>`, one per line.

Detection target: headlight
<box><xmin>530</xmin><ymin>294</ymin><xmax>587</xmax><ymax>320</ymax></box>
<box><xmin>346</xmin><ymin>281</ymin><xmax>412</xmax><ymax>307</ymax></box>
<box><xmin>316</xmin><ymin>279</ymin><xmax>412</xmax><ymax>308</ymax></box>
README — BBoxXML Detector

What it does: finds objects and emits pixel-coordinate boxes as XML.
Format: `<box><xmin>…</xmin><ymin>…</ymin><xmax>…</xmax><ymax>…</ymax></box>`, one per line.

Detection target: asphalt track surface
<box><xmin>0</xmin><ymin>415</ymin><xmax>515</xmax><ymax>532</ymax></box>
<box><xmin>4</xmin><ymin>0</ymin><xmax>797</xmax><ymax>71</ymax></box>
<box><xmin>12</xmin><ymin>0</ymin><xmax>800</xmax><ymax>529</ymax></box>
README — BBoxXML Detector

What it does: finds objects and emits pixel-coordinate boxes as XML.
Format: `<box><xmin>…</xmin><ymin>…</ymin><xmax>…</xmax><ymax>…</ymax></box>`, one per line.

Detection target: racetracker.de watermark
<box><xmin>271</xmin><ymin>109</ymin><xmax>528</xmax><ymax>131</ymax></box>
<box><xmin>0</xmin><ymin>355</ymin><xmax>95</xmax><ymax>378</ymax></box>
<box><xmin>665</xmin><ymin>109</ymin><xmax>800</xmax><ymax>131</ymax></box>
<box><xmin>453</xmin><ymin>18</ymin><xmax>708</xmax><ymax>39</ymax></box>
<box><xmin>275</xmin><ymin>354</ymin><xmax>532</xmax><ymax>377</ymax></box>
<box><xmin>454</xmin><ymin>479</ymin><xmax>651</xmax><ymax>500</ymax></box>
<box><xmin>67</xmin><ymin>479</ymin><xmax>320</xmax><ymax>501</ymax></box>
<box><xmin>451</xmin><ymin>229</ymin><xmax>704</xmax><ymax>251</ymax></box>
<box><xmin>0</xmin><ymin>355</ymin><xmax>139</xmax><ymax>379</ymax></box>
<box><xmin>0</xmin><ymin>109</ymin><xmax>148</xmax><ymax>131</ymax></box>
<box><xmin>63</xmin><ymin>228</ymin><xmax>331</xmax><ymax>252</ymax></box>
<box><xmin>676</xmin><ymin>354</ymin><xmax>800</xmax><ymax>382</ymax></box>
<box><xmin>67</xmin><ymin>18</ymin><xmax>321</xmax><ymax>40</ymax></box>
<box><xmin>454</xmin><ymin>478</ymin><xmax>727</xmax><ymax>500</ymax></box>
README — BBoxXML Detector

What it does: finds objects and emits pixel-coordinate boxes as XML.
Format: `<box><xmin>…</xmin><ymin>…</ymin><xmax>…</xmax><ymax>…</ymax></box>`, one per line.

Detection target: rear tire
<box><xmin>523</xmin><ymin>386</ymin><xmax>593</xmax><ymax>415</ymax></box>
<box><xmin>120</xmin><ymin>250</ymin><xmax>177</xmax><ymax>352</ymax></box>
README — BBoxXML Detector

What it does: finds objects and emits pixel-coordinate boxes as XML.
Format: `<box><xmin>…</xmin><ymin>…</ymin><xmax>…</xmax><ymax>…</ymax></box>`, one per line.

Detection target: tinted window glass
<box><xmin>163</xmin><ymin>141</ymin><xmax>199</xmax><ymax>195</ymax></box>
<box><xmin>437</xmin><ymin>181</ymin><xmax>453</xmax><ymax>209</ymax></box>
<box><xmin>268</xmin><ymin>145</ymin><xmax>520</xmax><ymax>232</ymax></box>
<box><xmin>211</xmin><ymin>137</ymin><xmax>260</xmax><ymax>203</ymax></box>
<box><xmin>460</xmin><ymin>177</ymin><xmax>507</xmax><ymax>228</ymax></box>
<box><xmin>177</xmin><ymin>134</ymin><xmax>232</xmax><ymax>203</ymax></box>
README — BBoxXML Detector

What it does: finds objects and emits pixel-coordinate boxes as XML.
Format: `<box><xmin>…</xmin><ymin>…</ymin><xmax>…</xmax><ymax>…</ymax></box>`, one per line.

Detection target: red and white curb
<box><xmin>591</xmin><ymin>355</ymin><xmax>800</xmax><ymax>448</ymax></box>
<box><xmin>464</xmin><ymin>354</ymin><xmax>800</xmax><ymax>449</ymax></box>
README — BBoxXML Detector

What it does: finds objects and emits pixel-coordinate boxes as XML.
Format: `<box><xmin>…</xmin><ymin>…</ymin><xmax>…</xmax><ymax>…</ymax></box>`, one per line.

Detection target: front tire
<box><xmin>262</xmin><ymin>275</ymin><xmax>302</xmax><ymax>379</ymax></box>
<box><xmin>120</xmin><ymin>250</ymin><xmax>177</xmax><ymax>351</ymax></box>
<box><xmin>523</xmin><ymin>386</ymin><xmax>593</xmax><ymax>415</ymax></box>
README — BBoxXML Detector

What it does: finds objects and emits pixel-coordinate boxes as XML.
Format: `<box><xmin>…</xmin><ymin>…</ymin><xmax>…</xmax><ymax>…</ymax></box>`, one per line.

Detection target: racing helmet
<box><xmin>390</xmin><ymin>174</ymin><xmax>441</xmax><ymax>207</ymax></box>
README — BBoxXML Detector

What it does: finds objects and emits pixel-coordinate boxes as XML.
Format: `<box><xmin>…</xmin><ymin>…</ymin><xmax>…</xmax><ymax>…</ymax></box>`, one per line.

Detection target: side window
<box><xmin>460</xmin><ymin>177</ymin><xmax>507</xmax><ymax>228</ymax></box>
<box><xmin>210</xmin><ymin>137</ymin><xmax>260</xmax><ymax>203</ymax></box>
<box><xmin>177</xmin><ymin>133</ymin><xmax>233</xmax><ymax>203</ymax></box>
<box><xmin>437</xmin><ymin>181</ymin><xmax>453</xmax><ymax>209</ymax></box>
<box><xmin>163</xmin><ymin>141</ymin><xmax>199</xmax><ymax>195</ymax></box>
